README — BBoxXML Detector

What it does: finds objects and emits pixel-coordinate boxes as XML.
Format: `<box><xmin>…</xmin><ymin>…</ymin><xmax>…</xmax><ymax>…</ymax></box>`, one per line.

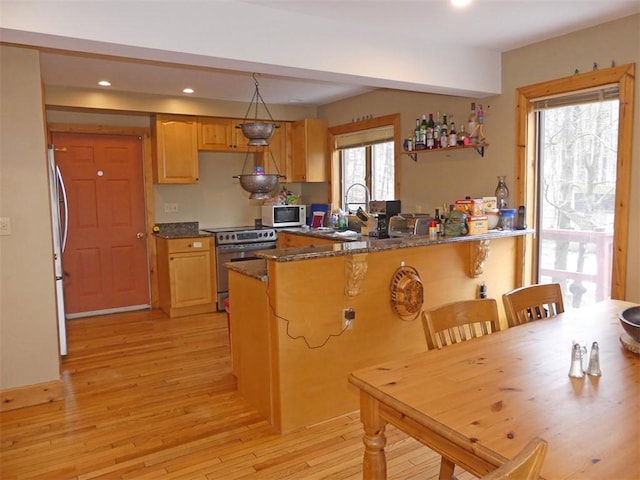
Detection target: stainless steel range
<box><xmin>201</xmin><ymin>226</ymin><xmax>277</xmax><ymax>310</ymax></box>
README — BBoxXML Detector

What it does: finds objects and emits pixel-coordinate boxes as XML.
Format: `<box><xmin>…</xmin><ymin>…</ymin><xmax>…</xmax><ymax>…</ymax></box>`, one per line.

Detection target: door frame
<box><xmin>515</xmin><ymin>64</ymin><xmax>635</xmax><ymax>299</ymax></box>
<box><xmin>47</xmin><ymin>123</ymin><xmax>159</xmax><ymax>308</ymax></box>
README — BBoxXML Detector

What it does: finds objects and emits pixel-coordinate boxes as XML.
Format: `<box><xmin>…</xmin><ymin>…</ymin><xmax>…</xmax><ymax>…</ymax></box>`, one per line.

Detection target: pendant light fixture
<box><xmin>234</xmin><ymin>73</ymin><xmax>283</xmax><ymax>200</ymax></box>
<box><xmin>237</xmin><ymin>73</ymin><xmax>279</xmax><ymax>146</ymax></box>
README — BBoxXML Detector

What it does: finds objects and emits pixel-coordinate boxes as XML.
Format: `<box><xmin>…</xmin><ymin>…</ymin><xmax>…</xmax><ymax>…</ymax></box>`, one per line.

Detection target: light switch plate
<box><xmin>0</xmin><ymin>217</ymin><xmax>11</xmax><ymax>235</ymax></box>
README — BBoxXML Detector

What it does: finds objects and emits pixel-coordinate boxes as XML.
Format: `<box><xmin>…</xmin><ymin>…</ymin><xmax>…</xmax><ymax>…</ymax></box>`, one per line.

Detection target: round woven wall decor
<box><xmin>390</xmin><ymin>265</ymin><xmax>424</xmax><ymax>321</ymax></box>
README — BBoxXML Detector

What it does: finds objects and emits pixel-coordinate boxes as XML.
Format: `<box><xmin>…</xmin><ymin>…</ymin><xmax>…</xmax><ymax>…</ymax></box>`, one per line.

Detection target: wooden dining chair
<box><xmin>421</xmin><ymin>298</ymin><xmax>501</xmax><ymax>350</ymax></box>
<box><xmin>421</xmin><ymin>298</ymin><xmax>500</xmax><ymax>479</ymax></box>
<box><xmin>481</xmin><ymin>437</ymin><xmax>548</xmax><ymax>480</ymax></box>
<box><xmin>502</xmin><ymin>283</ymin><xmax>564</xmax><ymax>328</ymax></box>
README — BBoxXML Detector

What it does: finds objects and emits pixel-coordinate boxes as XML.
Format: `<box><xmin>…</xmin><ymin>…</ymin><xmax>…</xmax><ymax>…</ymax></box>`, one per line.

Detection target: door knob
<box><xmin>136</xmin><ymin>232</ymin><xmax>145</xmax><ymax>239</ymax></box>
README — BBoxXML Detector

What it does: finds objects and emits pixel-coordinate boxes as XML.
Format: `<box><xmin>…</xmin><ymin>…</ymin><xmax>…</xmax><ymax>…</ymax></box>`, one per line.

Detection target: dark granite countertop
<box><xmin>225</xmin><ymin>259</ymin><xmax>268</xmax><ymax>282</ymax></box>
<box><xmin>152</xmin><ymin>221</ymin><xmax>213</xmax><ymax>239</ymax></box>
<box><xmin>257</xmin><ymin>229</ymin><xmax>535</xmax><ymax>262</ymax></box>
<box><xmin>278</xmin><ymin>227</ymin><xmax>361</xmax><ymax>242</ymax></box>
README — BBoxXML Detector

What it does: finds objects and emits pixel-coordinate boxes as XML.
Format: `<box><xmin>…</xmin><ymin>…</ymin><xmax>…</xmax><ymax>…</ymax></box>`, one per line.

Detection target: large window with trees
<box><xmin>516</xmin><ymin>64</ymin><xmax>634</xmax><ymax>301</ymax></box>
<box><xmin>536</xmin><ymin>92</ymin><xmax>619</xmax><ymax>308</ymax></box>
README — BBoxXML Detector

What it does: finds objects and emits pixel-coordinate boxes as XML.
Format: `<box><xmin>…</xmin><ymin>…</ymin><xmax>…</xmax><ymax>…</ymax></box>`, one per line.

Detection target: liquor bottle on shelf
<box><xmin>434</xmin><ymin>208</ymin><xmax>442</xmax><ymax>235</ymax></box>
<box><xmin>439</xmin><ymin>113</ymin><xmax>449</xmax><ymax>148</ymax></box>
<box><xmin>434</xmin><ymin>111</ymin><xmax>442</xmax><ymax>148</ymax></box>
<box><xmin>441</xmin><ymin>114</ymin><xmax>449</xmax><ymax>137</ymax></box>
<box><xmin>448</xmin><ymin>115</ymin><xmax>457</xmax><ymax>147</ymax></box>
<box><xmin>457</xmin><ymin>123</ymin><xmax>469</xmax><ymax>145</ymax></box>
<box><xmin>414</xmin><ymin>118</ymin><xmax>423</xmax><ymax>149</ymax></box>
<box><xmin>426</xmin><ymin>113</ymin><xmax>435</xmax><ymax>149</ymax></box>
<box><xmin>440</xmin><ymin>113</ymin><xmax>449</xmax><ymax>148</ymax></box>
<box><xmin>468</xmin><ymin>102</ymin><xmax>478</xmax><ymax>143</ymax></box>
<box><xmin>420</xmin><ymin>114</ymin><xmax>428</xmax><ymax>145</ymax></box>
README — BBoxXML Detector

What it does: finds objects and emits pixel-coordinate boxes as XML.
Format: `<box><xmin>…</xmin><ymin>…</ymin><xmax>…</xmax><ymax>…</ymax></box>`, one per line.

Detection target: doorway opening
<box><xmin>535</xmin><ymin>90</ymin><xmax>619</xmax><ymax>309</ymax></box>
<box><xmin>51</xmin><ymin>131</ymin><xmax>151</xmax><ymax>318</ymax></box>
<box><xmin>515</xmin><ymin>64</ymin><xmax>634</xmax><ymax>301</ymax></box>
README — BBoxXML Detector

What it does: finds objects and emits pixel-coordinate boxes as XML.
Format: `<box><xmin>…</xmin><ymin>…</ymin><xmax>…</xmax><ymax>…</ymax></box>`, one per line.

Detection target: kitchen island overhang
<box><xmin>227</xmin><ymin>229</ymin><xmax>533</xmax><ymax>433</ymax></box>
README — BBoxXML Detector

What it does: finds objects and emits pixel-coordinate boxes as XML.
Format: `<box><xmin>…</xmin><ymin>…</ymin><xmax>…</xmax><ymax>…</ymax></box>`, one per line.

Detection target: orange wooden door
<box><xmin>52</xmin><ymin>132</ymin><xmax>149</xmax><ymax>316</ymax></box>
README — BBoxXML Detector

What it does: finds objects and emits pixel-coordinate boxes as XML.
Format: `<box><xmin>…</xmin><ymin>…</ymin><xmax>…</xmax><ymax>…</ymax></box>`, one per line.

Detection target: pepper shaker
<box><xmin>586</xmin><ymin>341</ymin><xmax>602</xmax><ymax>376</ymax></box>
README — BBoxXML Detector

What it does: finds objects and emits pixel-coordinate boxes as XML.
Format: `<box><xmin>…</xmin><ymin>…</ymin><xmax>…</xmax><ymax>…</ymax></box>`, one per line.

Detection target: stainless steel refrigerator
<box><xmin>47</xmin><ymin>145</ymin><xmax>68</xmax><ymax>356</ymax></box>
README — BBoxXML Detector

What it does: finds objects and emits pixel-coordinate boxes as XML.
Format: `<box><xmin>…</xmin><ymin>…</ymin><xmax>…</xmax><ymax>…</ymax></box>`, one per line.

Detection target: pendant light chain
<box><xmin>241</xmin><ymin>73</ymin><xmax>277</xmax><ymax>124</ymax></box>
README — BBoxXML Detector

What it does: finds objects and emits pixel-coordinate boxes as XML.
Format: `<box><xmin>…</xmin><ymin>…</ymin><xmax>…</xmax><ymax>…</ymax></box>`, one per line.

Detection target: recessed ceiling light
<box><xmin>98</xmin><ymin>80</ymin><xmax>111</xmax><ymax>87</ymax></box>
<box><xmin>183</xmin><ymin>88</ymin><xmax>195</xmax><ymax>94</ymax></box>
<box><xmin>288</xmin><ymin>99</ymin><xmax>302</xmax><ymax>103</ymax></box>
<box><xmin>451</xmin><ymin>0</ymin><xmax>472</xmax><ymax>7</ymax></box>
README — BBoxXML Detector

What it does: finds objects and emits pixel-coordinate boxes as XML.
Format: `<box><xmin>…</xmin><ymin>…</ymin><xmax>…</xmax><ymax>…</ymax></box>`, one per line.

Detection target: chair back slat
<box><xmin>422</xmin><ymin>299</ymin><xmax>500</xmax><ymax>350</ymax></box>
<box><xmin>502</xmin><ymin>283</ymin><xmax>565</xmax><ymax>328</ymax></box>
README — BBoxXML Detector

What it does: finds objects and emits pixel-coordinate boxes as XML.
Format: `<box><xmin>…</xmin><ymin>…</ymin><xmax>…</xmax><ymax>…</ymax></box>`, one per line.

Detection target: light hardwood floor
<box><xmin>1</xmin><ymin>309</ymin><xmax>476</xmax><ymax>480</ymax></box>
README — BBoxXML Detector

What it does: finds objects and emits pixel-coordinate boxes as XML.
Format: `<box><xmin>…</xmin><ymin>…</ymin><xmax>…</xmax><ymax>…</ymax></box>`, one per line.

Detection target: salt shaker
<box><xmin>586</xmin><ymin>341</ymin><xmax>602</xmax><ymax>376</ymax></box>
<box><xmin>568</xmin><ymin>343</ymin><xmax>585</xmax><ymax>378</ymax></box>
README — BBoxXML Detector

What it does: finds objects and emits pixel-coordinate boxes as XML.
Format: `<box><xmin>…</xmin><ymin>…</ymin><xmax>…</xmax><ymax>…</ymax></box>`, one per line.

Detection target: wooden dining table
<box><xmin>348</xmin><ymin>299</ymin><xmax>639</xmax><ymax>480</ymax></box>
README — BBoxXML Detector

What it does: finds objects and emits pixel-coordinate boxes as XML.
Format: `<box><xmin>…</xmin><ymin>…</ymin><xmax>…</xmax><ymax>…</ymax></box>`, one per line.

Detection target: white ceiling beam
<box><xmin>0</xmin><ymin>0</ymin><xmax>502</xmax><ymax>97</ymax></box>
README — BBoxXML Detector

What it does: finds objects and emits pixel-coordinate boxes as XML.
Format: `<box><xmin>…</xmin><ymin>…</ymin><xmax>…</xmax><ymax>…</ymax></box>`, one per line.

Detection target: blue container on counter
<box><xmin>500</xmin><ymin>208</ymin><xmax>517</xmax><ymax>230</ymax></box>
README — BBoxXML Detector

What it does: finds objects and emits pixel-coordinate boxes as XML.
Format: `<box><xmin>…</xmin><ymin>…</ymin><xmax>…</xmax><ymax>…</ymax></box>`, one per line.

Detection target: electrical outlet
<box><xmin>342</xmin><ymin>308</ymin><xmax>355</xmax><ymax>329</ymax></box>
<box><xmin>164</xmin><ymin>203</ymin><xmax>179</xmax><ymax>213</ymax></box>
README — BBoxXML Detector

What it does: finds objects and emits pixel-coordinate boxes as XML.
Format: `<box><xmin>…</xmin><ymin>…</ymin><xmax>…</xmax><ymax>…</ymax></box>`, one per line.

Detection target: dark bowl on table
<box><xmin>619</xmin><ymin>306</ymin><xmax>640</xmax><ymax>342</ymax></box>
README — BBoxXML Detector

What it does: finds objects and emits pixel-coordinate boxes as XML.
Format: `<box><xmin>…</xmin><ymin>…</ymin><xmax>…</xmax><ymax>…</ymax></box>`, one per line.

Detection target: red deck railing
<box><xmin>539</xmin><ymin>228</ymin><xmax>613</xmax><ymax>302</ymax></box>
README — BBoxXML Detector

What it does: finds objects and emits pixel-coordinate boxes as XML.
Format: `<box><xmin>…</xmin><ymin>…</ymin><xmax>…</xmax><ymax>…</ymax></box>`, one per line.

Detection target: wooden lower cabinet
<box><xmin>156</xmin><ymin>236</ymin><xmax>216</xmax><ymax>317</ymax></box>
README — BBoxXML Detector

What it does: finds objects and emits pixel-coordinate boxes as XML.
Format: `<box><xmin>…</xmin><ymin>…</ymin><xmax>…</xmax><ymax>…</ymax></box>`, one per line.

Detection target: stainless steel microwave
<box><xmin>261</xmin><ymin>204</ymin><xmax>307</xmax><ymax>227</ymax></box>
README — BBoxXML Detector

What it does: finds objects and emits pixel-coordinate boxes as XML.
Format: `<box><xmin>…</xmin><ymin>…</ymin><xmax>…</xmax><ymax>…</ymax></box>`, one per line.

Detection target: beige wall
<box><xmin>319</xmin><ymin>14</ymin><xmax>640</xmax><ymax>302</ymax></box>
<box><xmin>0</xmin><ymin>46</ymin><xmax>60</xmax><ymax>389</ymax></box>
<box><xmin>320</xmin><ymin>89</ymin><xmax>492</xmax><ymax>213</ymax></box>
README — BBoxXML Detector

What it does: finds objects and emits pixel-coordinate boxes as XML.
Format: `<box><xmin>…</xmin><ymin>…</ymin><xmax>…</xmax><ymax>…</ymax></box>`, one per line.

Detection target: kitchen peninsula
<box><xmin>227</xmin><ymin>229</ymin><xmax>531</xmax><ymax>433</ymax></box>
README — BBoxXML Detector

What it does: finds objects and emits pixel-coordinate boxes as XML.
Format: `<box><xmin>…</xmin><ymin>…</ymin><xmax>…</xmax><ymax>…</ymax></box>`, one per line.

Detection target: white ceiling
<box><xmin>5</xmin><ymin>0</ymin><xmax>639</xmax><ymax>106</ymax></box>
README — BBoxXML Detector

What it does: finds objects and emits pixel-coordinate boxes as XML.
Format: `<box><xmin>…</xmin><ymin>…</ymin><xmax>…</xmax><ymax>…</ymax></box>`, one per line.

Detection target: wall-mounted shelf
<box><xmin>402</xmin><ymin>143</ymin><xmax>489</xmax><ymax>162</ymax></box>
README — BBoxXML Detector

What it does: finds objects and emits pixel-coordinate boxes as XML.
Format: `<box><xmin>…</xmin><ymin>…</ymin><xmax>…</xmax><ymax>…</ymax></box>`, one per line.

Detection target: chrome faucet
<box><xmin>343</xmin><ymin>182</ymin><xmax>371</xmax><ymax>213</ymax></box>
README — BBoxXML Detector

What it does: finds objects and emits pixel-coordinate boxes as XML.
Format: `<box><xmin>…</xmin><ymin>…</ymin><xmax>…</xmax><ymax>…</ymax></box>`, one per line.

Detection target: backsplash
<box><xmin>153</xmin><ymin>151</ymin><xmax>328</xmax><ymax>229</ymax></box>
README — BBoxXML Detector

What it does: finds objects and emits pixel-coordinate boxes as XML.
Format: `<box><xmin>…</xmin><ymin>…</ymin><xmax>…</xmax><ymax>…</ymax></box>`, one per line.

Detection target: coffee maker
<box><xmin>368</xmin><ymin>200</ymin><xmax>401</xmax><ymax>239</ymax></box>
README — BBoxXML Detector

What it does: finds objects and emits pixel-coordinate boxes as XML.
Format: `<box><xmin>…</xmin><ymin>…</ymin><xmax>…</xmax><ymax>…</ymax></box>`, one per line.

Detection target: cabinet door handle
<box><xmin>137</xmin><ymin>232</ymin><xmax>145</xmax><ymax>239</ymax></box>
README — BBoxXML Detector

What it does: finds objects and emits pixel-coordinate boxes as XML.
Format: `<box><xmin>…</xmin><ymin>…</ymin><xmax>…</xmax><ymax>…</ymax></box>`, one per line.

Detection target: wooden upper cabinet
<box><xmin>291</xmin><ymin>118</ymin><xmax>328</xmax><ymax>182</ymax></box>
<box><xmin>263</xmin><ymin>121</ymin><xmax>291</xmax><ymax>179</ymax></box>
<box><xmin>197</xmin><ymin>117</ymin><xmax>231</xmax><ymax>151</ymax></box>
<box><xmin>152</xmin><ymin>115</ymin><xmax>199</xmax><ymax>184</ymax></box>
<box><xmin>198</xmin><ymin>117</ymin><xmax>261</xmax><ymax>152</ymax></box>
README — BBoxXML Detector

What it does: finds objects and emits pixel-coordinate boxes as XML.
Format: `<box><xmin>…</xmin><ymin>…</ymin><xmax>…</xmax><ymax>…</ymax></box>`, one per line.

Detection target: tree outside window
<box><xmin>538</xmin><ymin>98</ymin><xmax>619</xmax><ymax>308</ymax></box>
<box><xmin>342</xmin><ymin>142</ymin><xmax>394</xmax><ymax>213</ymax></box>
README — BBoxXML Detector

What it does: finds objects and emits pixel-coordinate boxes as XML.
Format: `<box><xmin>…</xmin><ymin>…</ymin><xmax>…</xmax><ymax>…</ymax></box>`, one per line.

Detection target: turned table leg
<box><xmin>360</xmin><ymin>392</ymin><xmax>387</xmax><ymax>479</ymax></box>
